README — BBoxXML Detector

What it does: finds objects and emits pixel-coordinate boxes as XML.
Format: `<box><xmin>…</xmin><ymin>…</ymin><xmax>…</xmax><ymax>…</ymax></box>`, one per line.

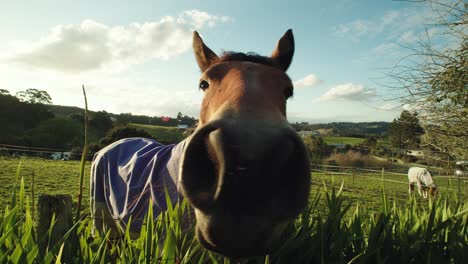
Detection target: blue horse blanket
<box><xmin>90</xmin><ymin>137</ymin><xmax>186</xmax><ymax>235</ymax></box>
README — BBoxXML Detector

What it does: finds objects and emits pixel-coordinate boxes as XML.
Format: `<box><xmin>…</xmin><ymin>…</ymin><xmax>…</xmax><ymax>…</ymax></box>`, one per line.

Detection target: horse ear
<box><xmin>271</xmin><ymin>29</ymin><xmax>295</xmax><ymax>72</ymax></box>
<box><xmin>193</xmin><ymin>31</ymin><xmax>219</xmax><ymax>72</ymax></box>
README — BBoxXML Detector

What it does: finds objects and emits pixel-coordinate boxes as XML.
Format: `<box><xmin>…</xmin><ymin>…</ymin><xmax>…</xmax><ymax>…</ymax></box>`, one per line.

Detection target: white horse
<box><xmin>408</xmin><ymin>167</ymin><xmax>437</xmax><ymax>198</ymax></box>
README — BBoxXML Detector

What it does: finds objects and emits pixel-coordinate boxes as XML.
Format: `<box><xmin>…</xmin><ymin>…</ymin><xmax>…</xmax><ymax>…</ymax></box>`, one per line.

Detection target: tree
<box><xmin>0</xmin><ymin>93</ymin><xmax>54</xmax><ymax>144</ymax></box>
<box><xmin>99</xmin><ymin>126</ymin><xmax>155</xmax><ymax>146</ymax></box>
<box><xmin>303</xmin><ymin>136</ymin><xmax>329</xmax><ymax>163</ymax></box>
<box><xmin>388</xmin><ymin>0</ymin><xmax>467</xmax><ymax>159</ymax></box>
<box><xmin>362</xmin><ymin>136</ymin><xmax>377</xmax><ymax>148</ymax></box>
<box><xmin>24</xmin><ymin>118</ymin><xmax>81</xmax><ymax>149</ymax></box>
<box><xmin>15</xmin><ymin>88</ymin><xmax>52</xmax><ymax>104</ymax></box>
<box><xmin>0</xmin><ymin>89</ymin><xmax>10</xmax><ymax>95</ymax></box>
<box><xmin>89</xmin><ymin>111</ymin><xmax>113</xmax><ymax>138</ymax></box>
<box><xmin>389</xmin><ymin>111</ymin><xmax>424</xmax><ymax>148</ymax></box>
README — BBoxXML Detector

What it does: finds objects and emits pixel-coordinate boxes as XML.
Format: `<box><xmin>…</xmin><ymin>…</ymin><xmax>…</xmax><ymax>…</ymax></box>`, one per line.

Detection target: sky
<box><xmin>0</xmin><ymin>0</ymin><xmax>442</xmax><ymax>123</ymax></box>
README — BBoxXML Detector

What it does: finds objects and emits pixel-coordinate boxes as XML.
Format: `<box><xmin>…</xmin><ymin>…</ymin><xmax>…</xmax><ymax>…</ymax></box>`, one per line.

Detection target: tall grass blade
<box><xmin>76</xmin><ymin>84</ymin><xmax>89</xmax><ymax>221</ymax></box>
<box><xmin>54</xmin><ymin>243</ymin><xmax>65</xmax><ymax>264</ymax></box>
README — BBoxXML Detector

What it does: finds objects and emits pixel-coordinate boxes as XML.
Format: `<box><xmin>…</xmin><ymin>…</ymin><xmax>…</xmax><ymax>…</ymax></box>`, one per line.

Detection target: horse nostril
<box><xmin>180</xmin><ymin>124</ymin><xmax>226</xmax><ymax>212</ymax></box>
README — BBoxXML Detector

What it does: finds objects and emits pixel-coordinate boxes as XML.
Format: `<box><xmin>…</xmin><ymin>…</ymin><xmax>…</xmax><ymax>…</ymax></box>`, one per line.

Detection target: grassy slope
<box><xmin>323</xmin><ymin>136</ymin><xmax>366</xmax><ymax>146</ymax></box>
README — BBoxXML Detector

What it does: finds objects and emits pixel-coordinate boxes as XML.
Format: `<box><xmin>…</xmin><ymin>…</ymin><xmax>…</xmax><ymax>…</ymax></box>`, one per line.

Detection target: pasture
<box><xmin>310</xmin><ymin>166</ymin><xmax>468</xmax><ymax>215</ymax></box>
<box><xmin>0</xmin><ymin>156</ymin><xmax>92</xmax><ymax>212</ymax></box>
<box><xmin>0</xmin><ymin>157</ymin><xmax>467</xmax><ymax>263</ymax></box>
<box><xmin>1</xmin><ymin>156</ymin><xmax>467</xmax><ymax>216</ymax></box>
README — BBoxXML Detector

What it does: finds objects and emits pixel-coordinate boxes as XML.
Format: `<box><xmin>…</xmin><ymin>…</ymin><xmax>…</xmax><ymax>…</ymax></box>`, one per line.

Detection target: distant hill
<box><xmin>49</xmin><ymin>105</ymin><xmax>97</xmax><ymax>118</ymax></box>
<box><xmin>293</xmin><ymin>122</ymin><xmax>390</xmax><ymax>137</ymax></box>
<box><xmin>1</xmin><ymin>102</ymin><xmax>390</xmax><ymax>151</ymax></box>
<box><xmin>49</xmin><ymin>104</ymin><xmax>197</xmax><ymax>127</ymax></box>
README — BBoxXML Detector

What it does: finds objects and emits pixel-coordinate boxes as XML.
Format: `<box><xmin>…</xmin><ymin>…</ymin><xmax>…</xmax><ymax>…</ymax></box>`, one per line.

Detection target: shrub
<box><xmin>326</xmin><ymin>150</ymin><xmax>392</xmax><ymax>168</ymax></box>
<box><xmin>99</xmin><ymin>126</ymin><xmax>155</xmax><ymax>146</ymax></box>
<box><xmin>303</xmin><ymin>135</ymin><xmax>329</xmax><ymax>163</ymax></box>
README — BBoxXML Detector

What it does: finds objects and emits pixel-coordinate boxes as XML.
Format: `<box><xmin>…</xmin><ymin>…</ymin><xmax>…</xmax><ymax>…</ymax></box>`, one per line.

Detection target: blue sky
<box><xmin>0</xmin><ymin>0</ymin><xmax>438</xmax><ymax>122</ymax></box>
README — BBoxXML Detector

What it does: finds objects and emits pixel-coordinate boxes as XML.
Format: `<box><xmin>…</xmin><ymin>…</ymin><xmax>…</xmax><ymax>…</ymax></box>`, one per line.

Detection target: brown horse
<box><xmin>179</xmin><ymin>29</ymin><xmax>311</xmax><ymax>257</ymax></box>
<box><xmin>90</xmin><ymin>29</ymin><xmax>310</xmax><ymax>258</ymax></box>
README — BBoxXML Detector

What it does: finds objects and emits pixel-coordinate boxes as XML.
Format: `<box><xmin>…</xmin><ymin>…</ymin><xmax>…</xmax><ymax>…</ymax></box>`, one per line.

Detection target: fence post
<box><xmin>352</xmin><ymin>168</ymin><xmax>355</xmax><ymax>186</ymax></box>
<box><xmin>37</xmin><ymin>194</ymin><xmax>73</xmax><ymax>260</ymax></box>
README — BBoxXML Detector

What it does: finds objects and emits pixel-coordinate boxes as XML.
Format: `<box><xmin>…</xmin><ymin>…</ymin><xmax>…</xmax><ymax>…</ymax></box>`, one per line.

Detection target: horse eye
<box><xmin>283</xmin><ymin>87</ymin><xmax>293</xmax><ymax>99</ymax></box>
<box><xmin>199</xmin><ymin>80</ymin><xmax>209</xmax><ymax>91</ymax></box>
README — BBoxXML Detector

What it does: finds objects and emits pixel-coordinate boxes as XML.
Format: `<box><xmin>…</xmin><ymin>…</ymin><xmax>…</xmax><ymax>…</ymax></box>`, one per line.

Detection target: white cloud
<box><xmin>315</xmin><ymin>83</ymin><xmax>375</xmax><ymax>102</ymax></box>
<box><xmin>88</xmin><ymin>86</ymin><xmax>203</xmax><ymax>117</ymax></box>
<box><xmin>402</xmin><ymin>103</ymin><xmax>421</xmax><ymax>112</ymax></box>
<box><xmin>333</xmin><ymin>19</ymin><xmax>382</xmax><ymax>40</ymax></box>
<box><xmin>3</xmin><ymin>10</ymin><xmax>230</xmax><ymax>73</ymax></box>
<box><xmin>379</xmin><ymin>102</ymin><xmax>401</xmax><ymax>110</ymax></box>
<box><xmin>293</xmin><ymin>74</ymin><xmax>323</xmax><ymax>88</ymax></box>
<box><xmin>182</xmin><ymin>10</ymin><xmax>232</xmax><ymax>29</ymax></box>
<box><xmin>0</xmin><ymin>62</ymin><xmax>205</xmax><ymax>117</ymax></box>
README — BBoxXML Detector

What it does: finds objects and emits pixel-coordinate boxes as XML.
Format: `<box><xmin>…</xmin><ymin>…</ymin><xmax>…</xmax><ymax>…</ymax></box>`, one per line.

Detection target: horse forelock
<box><xmin>218</xmin><ymin>52</ymin><xmax>282</xmax><ymax>70</ymax></box>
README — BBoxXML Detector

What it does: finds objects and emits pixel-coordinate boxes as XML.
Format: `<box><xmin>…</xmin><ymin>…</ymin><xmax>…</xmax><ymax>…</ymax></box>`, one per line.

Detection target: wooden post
<box><xmin>37</xmin><ymin>194</ymin><xmax>73</xmax><ymax>259</ymax></box>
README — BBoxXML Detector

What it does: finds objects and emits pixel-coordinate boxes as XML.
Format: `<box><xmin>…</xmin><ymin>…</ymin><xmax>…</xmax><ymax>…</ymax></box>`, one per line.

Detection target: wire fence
<box><xmin>310</xmin><ymin>163</ymin><xmax>468</xmax><ymax>195</ymax></box>
<box><xmin>0</xmin><ymin>144</ymin><xmax>93</xmax><ymax>159</ymax></box>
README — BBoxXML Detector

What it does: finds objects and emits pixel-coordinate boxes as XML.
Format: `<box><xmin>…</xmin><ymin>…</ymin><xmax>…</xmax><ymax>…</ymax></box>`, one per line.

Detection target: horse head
<box><xmin>179</xmin><ymin>30</ymin><xmax>311</xmax><ymax>257</ymax></box>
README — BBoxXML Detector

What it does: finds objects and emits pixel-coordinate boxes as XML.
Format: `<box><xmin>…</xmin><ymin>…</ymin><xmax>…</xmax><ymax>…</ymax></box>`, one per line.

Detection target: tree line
<box><xmin>0</xmin><ymin>89</ymin><xmax>196</xmax><ymax>153</ymax></box>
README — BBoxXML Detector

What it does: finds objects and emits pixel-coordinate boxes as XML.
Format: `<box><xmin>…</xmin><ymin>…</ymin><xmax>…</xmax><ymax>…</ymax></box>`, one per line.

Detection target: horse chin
<box><xmin>194</xmin><ymin>209</ymin><xmax>288</xmax><ymax>257</ymax></box>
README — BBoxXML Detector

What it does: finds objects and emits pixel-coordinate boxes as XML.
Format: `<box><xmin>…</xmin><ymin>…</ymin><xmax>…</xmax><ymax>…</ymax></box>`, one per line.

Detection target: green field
<box><xmin>323</xmin><ymin>136</ymin><xmax>365</xmax><ymax>146</ymax></box>
<box><xmin>128</xmin><ymin>123</ymin><xmax>186</xmax><ymax>144</ymax></box>
<box><xmin>311</xmin><ymin>169</ymin><xmax>468</xmax><ymax>214</ymax></box>
<box><xmin>1</xmin><ymin>156</ymin><xmax>466</xmax><ymax>217</ymax></box>
<box><xmin>0</xmin><ymin>157</ymin><xmax>92</xmax><ymax>212</ymax></box>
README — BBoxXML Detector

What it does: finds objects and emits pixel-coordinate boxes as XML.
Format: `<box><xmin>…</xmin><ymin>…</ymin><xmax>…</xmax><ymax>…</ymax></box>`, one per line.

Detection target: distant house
<box><xmin>298</xmin><ymin>131</ymin><xmax>320</xmax><ymax>138</ymax></box>
<box><xmin>398</xmin><ymin>149</ymin><xmax>425</xmax><ymax>157</ymax></box>
<box><xmin>329</xmin><ymin>143</ymin><xmax>347</xmax><ymax>149</ymax></box>
<box><xmin>177</xmin><ymin>124</ymin><xmax>188</xmax><ymax>130</ymax></box>
<box><xmin>51</xmin><ymin>152</ymin><xmax>71</xmax><ymax>160</ymax></box>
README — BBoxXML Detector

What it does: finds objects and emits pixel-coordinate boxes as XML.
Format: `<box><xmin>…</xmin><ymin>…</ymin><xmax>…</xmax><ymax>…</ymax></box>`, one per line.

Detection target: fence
<box><xmin>310</xmin><ymin>163</ymin><xmax>468</xmax><ymax>197</ymax></box>
<box><xmin>0</xmin><ymin>144</ymin><xmax>92</xmax><ymax>159</ymax></box>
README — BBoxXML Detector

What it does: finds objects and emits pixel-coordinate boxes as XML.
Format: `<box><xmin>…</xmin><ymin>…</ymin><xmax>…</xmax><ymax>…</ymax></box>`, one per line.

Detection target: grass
<box><xmin>0</xmin><ymin>157</ymin><xmax>467</xmax><ymax>262</ymax></box>
<box><xmin>0</xmin><ymin>157</ymin><xmax>91</xmax><ymax>212</ymax></box>
<box><xmin>128</xmin><ymin>123</ymin><xmax>186</xmax><ymax>144</ymax></box>
<box><xmin>323</xmin><ymin>136</ymin><xmax>365</xmax><ymax>146</ymax></box>
<box><xmin>311</xmin><ymin>169</ymin><xmax>468</xmax><ymax>216</ymax></box>
<box><xmin>0</xmin><ymin>156</ymin><xmax>466</xmax><ymax>218</ymax></box>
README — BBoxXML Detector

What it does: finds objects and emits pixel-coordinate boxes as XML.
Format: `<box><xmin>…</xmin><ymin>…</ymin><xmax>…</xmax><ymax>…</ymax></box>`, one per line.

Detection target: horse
<box><xmin>90</xmin><ymin>29</ymin><xmax>311</xmax><ymax>257</ymax></box>
<box><xmin>408</xmin><ymin>167</ymin><xmax>437</xmax><ymax>198</ymax></box>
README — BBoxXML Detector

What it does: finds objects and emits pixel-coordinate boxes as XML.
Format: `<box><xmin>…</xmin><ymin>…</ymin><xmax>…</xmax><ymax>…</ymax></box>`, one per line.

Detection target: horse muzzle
<box><xmin>178</xmin><ymin>120</ymin><xmax>310</xmax><ymax>256</ymax></box>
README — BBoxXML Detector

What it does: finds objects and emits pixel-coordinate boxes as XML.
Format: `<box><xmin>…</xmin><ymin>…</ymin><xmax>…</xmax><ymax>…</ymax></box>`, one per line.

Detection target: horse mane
<box><xmin>218</xmin><ymin>52</ymin><xmax>281</xmax><ymax>69</ymax></box>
